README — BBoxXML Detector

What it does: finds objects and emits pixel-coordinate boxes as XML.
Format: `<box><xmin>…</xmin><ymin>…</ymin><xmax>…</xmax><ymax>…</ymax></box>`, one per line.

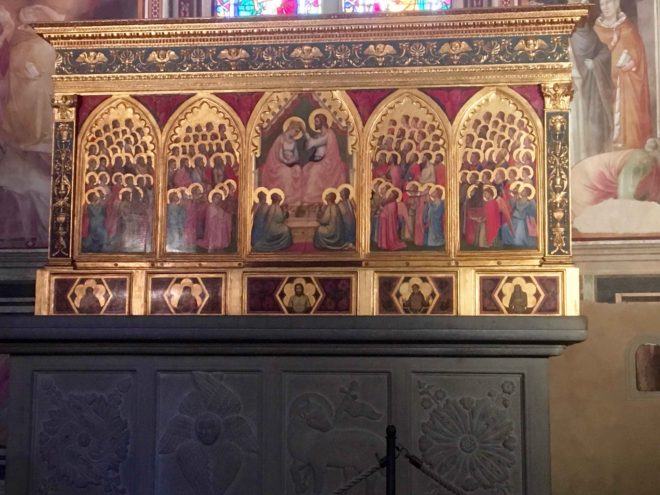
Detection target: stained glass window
<box><xmin>213</xmin><ymin>0</ymin><xmax>449</xmax><ymax>18</ymax></box>
<box><xmin>213</xmin><ymin>0</ymin><xmax>322</xmax><ymax>17</ymax></box>
<box><xmin>343</xmin><ymin>0</ymin><xmax>450</xmax><ymax>13</ymax></box>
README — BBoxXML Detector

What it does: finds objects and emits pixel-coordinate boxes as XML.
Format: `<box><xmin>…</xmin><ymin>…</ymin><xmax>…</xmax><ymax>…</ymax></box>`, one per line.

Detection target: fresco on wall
<box><xmin>570</xmin><ymin>0</ymin><xmax>660</xmax><ymax>239</ymax></box>
<box><xmin>0</xmin><ymin>1</ymin><xmax>140</xmax><ymax>249</ymax></box>
<box><xmin>250</xmin><ymin>92</ymin><xmax>360</xmax><ymax>254</ymax></box>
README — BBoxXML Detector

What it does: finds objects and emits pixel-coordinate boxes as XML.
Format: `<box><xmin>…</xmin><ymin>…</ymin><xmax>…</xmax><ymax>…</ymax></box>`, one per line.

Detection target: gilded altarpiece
<box><xmin>34</xmin><ymin>7</ymin><xmax>587</xmax><ymax>316</ymax></box>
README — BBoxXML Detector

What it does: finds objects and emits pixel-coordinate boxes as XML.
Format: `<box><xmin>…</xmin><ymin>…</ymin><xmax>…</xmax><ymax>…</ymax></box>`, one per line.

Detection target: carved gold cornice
<box><xmin>35</xmin><ymin>7</ymin><xmax>588</xmax><ymax>47</ymax></box>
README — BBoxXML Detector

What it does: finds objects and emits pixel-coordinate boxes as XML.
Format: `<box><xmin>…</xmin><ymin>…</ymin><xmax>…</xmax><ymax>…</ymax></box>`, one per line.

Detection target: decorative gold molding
<box><xmin>541</xmin><ymin>82</ymin><xmax>573</xmax><ymax>111</ymax></box>
<box><xmin>546</xmin><ymin>113</ymin><xmax>570</xmax><ymax>256</ymax></box>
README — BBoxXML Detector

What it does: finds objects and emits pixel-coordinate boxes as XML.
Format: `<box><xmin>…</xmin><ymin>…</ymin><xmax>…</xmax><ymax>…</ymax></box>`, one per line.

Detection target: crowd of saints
<box><xmin>458</xmin><ymin>108</ymin><xmax>538</xmax><ymax>250</ymax></box>
<box><xmin>81</xmin><ymin>117</ymin><xmax>155</xmax><ymax>253</ymax></box>
<box><xmin>370</xmin><ymin>112</ymin><xmax>447</xmax><ymax>251</ymax></box>
<box><xmin>165</xmin><ymin>121</ymin><xmax>239</xmax><ymax>254</ymax></box>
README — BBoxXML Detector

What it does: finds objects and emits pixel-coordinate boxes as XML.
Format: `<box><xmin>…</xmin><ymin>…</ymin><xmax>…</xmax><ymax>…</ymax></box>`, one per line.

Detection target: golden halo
<box><xmin>432</xmin><ymin>185</ymin><xmax>446</xmax><ymax>200</ymax></box>
<box><xmin>378</xmin><ymin>182</ymin><xmax>392</xmax><ymax>195</ymax></box>
<box><xmin>483</xmin><ymin>184</ymin><xmax>497</xmax><ymax>198</ymax></box>
<box><xmin>253</xmin><ymin>186</ymin><xmax>272</xmax><ymax>205</ymax></box>
<box><xmin>167</xmin><ymin>188</ymin><xmax>182</xmax><ymax>204</ymax></box>
<box><xmin>479</xmin><ymin>169</ymin><xmax>493</xmax><ymax>182</ymax></box>
<box><xmin>469</xmin><ymin>170</ymin><xmax>480</xmax><ymax>182</ymax></box>
<box><xmin>406</xmin><ymin>180</ymin><xmax>421</xmax><ymax>191</ymax></box>
<box><xmin>420</xmin><ymin>182</ymin><xmax>435</xmax><ymax>192</ymax></box>
<box><xmin>85</xmin><ymin>188</ymin><xmax>100</xmax><ymax>204</ymax></box>
<box><xmin>134</xmin><ymin>187</ymin><xmax>144</xmax><ymax>200</ymax></box>
<box><xmin>283</xmin><ymin>116</ymin><xmax>306</xmax><ymax>140</ymax></box>
<box><xmin>208</xmin><ymin>187</ymin><xmax>226</xmax><ymax>203</ymax></box>
<box><xmin>510</xmin><ymin>180</ymin><xmax>524</xmax><ymax>192</ymax></box>
<box><xmin>406</xmin><ymin>150</ymin><xmax>420</xmax><ymax>164</ymax></box>
<box><xmin>337</xmin><ymin>183</ymin><xmax>355</xmax><ymax>200</ymax></box>
<box><xmin>523</xmin><ymin>183</ymin><xmax>536</xmax><ymax>200</ymax></box>
<box><xmin>97</xmin><ymin>171</ymin><xmax>110</xmax><ymax>183</ymax></box>
<box><xmin>494</xmin><ymin>167</ymin><xmax>507</xmax><ymax>178</ymax></box>
<box><xmin>389</xmin><ymin>187</ymin><xmax>402</xmax><ymax>202</ymax></box>
<box><xmin>521</xmin><ymin>165</ymin><xmax>534</xmax><ymax>179</ymax></box>
<box><xmin>321</xmin><ymin>187</ymin><xmax>340</xmax><ymax>204</ymax></box>
<box><xmin>112</xmin><ymin>172</ymin><xmax>124</xmax><ymax>185</ymax></box>
<box><xmin>459</xmin><ymin>170</ymin><xmax>470</xmax><ymax>182</ymax></box>
<box><xmin>372</xmin><ymin>178</ymin><xmax>385</xmax><ymax>190</ymax></box>
<box><xmin>309</xmin><ymin>108</ymin><xmax>334</xmax><ymax>131</ymax></box>
<box><xmin>467</xmin><ymin>184</ymin><xmax>479</xmax><ymax>198</ymax></box>
<box><xmin>187</xmin><ymin>182</ymin><xmax>204</xmax><ymax>196</ymax></box>
<box><xmin>123</xmin><ymin>173</ymin><xmax>136</xmax><ymax>184</ymax></box>
<box><xmin>401</xmin><ymin>139</ymin><xmax>416</xmax><ymax>152</ymax></box>
<box><xmin>85</xmin><ymin>172</ymin><xmax>98</xmax><ymax>184</ymax></box>
<box><xmin>269</xmin><ymin>187</ymin><xmax>286</xmax><ymax>203</ymax></box>
<box><xmin>224</xmin><ymin>179</ymin><xmax>237</xmax><ymax>191</ymax></box>
<box><xmin>119</xmin><ymin>187</ymin><xmax>132</xmax><ymax>200</ymax></box>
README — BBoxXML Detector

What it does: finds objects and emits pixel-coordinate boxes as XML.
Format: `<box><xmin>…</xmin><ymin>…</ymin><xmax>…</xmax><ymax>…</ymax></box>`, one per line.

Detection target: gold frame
<box><xmin>35</xmin><ymin>7</ymin><xmax>588</xmax><ymax>316</ymax></box>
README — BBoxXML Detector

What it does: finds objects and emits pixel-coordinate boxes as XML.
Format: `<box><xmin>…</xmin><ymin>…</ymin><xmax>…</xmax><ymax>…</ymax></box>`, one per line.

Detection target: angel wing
<box><xmin>222</xmin><ymin>415</ymin><xmax>259</xmax><ymax>454</ymax></box>
<box><xmin>193</xmin><ymin>372</ymin><xmax>242</xmax><ymax>416</ymax></box>
<box><xmin>158</xmin><ymin>414</ymin><xmax>194</xmax><ymax>454</ymax></box>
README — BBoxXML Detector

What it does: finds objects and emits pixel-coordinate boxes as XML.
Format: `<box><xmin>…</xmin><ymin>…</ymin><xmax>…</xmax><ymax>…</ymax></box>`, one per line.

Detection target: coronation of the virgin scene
<box><xmin>0</xmin><ymin>0</ymin><xmax>659</xmax><ymax>494</ymax></box>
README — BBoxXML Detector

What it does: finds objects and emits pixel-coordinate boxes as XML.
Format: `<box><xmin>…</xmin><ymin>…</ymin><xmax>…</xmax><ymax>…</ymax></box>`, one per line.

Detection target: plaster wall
<box><xmin>549</xmin><ymin>301</ymin><xmax>660</xmax><ymax>495</ymax></box>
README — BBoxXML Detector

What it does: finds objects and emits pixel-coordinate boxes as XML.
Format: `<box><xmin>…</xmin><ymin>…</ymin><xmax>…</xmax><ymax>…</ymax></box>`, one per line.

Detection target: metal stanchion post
<box><xmin>386</xmin><ymin>424</ymin><xmax>396</xmax><ymax>495</ymax></box>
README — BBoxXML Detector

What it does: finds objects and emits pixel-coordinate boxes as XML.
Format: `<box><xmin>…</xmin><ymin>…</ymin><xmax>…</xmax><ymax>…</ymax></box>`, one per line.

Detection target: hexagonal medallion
<box><xmin>277</xmin><ymin>276</ymin><xmax>322</xmax><ymax>314</ymax></box>
<box><xmin>393</xmin><ymin>276</ymin><xmax>439</xmax><ymax>314</ymax></box>
<box><xmin>494</xmin><ymin>276</ymin><xmax>544</xmax><ymax>314</ymax></box>
<box><xmin>67</xmin><ymin>278</ymin><xmax>113</xmax><ymax>315</ymax></box>
<box><xmin>164</xmin><ymin>277</ymin><xmax>209</xmax><ymax>314</ymax></box>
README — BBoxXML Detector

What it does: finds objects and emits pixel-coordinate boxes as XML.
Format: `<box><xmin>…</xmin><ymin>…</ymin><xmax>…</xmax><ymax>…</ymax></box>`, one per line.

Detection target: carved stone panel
<box><xmin>31</xmin><ymin>372</ymin><xmax>135</xmax><ymax>495</ymax></box>
<box><xmin>412</xmin><ymin>373</ymin><xmax>523</xmax><ymax>495</ymax></box>
<box><xmin>283</xmin><ymin>372</ymin><xmax>389</xmax><ymax>495</ymax></box>
<box><xmin>156</xmin><ymin>371</ymin><xmax>261</xmax><ymax>495</ymax></box>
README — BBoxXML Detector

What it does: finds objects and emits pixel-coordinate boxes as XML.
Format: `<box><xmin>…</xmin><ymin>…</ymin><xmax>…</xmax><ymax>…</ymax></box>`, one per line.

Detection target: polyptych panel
<box><xmin>32</xmin><ymin>372</ymin><xmax>136</xmax><ymax>495</ymax></box>
<box><xmin>156</xmin><ymin>372</ymin><xmax>260</xmax><ymax>495</ymax></box>
<box><xmin>164</xmin><ymin>96</ymin><xmax>243</xmax><ymax>254</ymax></box>
<box><xmin>412</xmin><ymin>373</ymin><xmax>523</xmax><ymax>495</ymax></box>
<box><xmin>52</xmin><ymin>275</ymin><xmax>130</xmax><ymax>315</ymax></box>
<box><xmin>148</xmin><ymin>275</ymin><xmax>225</xmax><ymax>315</ymax></box>
<box><xmin>367</xmin><ymin>90</ymin><xmax>450</xmax><ymax>253</ymax></box>
<box><xmin>284</xmin><ymin>372</ymin><xmax>389</xmax><ymax>494</ymax></box>
<box><xmin>456</xmin><ymin>88</ymin><xmax>540</xmax><ymax>252</ymax></box>
<box><xmin>478</xmin><ymin>273</ymin><xmax>562</xmax><ymax>315</ymax></box>
<box><xmin>248</xmin><ymin>91</ymin><xmax>360</xmax><ymax>254</ymax></box>
<box><xmin>244</xmin><ymin>274</ymin><xmax>355</xmax><ymax>314</ymax></box>
<box><xmin>79</xmin><ymin>98</ymin><xmax>158</xmax><ymax>254</ymax></box>
<box><xmin>376</xmin><ymin>273</ymin><xmax>456</xmax><ymax>315</ymax></box>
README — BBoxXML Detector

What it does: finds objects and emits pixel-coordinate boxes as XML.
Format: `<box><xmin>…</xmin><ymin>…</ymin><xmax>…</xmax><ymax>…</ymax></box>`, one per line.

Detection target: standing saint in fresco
<box><xmin>302</xmin><ymin>109</ymin><xmax>349</xmax><ymax>204</ymax></box>
<box><xmin>593</xmin><ymin>0</ymin><xmax>651</xmax><ymax>150</ymax></box>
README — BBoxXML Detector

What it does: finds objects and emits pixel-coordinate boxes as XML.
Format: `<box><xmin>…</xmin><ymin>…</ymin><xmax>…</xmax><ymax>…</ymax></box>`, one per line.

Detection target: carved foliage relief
<box><xmin>33</xmin><ymin>373</ymin><xmax>134</xmax><ymax>495</ymax></box>
<box><xmin>249</xmin><ymin>91</ymin><xmax>359</xmax><ymax>254</ymax></box>
<box><xmin>79</xmin><ymin>98</ymin><xmax>159</xmax><ymax>254</ymax></box>
<box><xmin>164</xmin><ymin>96</ymin><xmax>243</xmax><ymax>254</ymax></box>
<box><xmin>368</xmin><ymin>91</ymin><xmax>450</xmax><ymax>253</ymax></box>
<box><xmin>156</xmin><ymin>372</ymin><xmax>260</xmax><ymax>495</ymax></box>
<box><xmin>284</xmin><ymin>373</ymin><xmax>388</xmax><ymax>495</ymax></box>
<box><xmin>456</xmin><ymin>89</ymin><xmax>540</xmax><ymax>252</ymax></box>
<box><xmin>414</xmin><ymin>373</ymin><xmax>522</xmax><ymax>495</ymax></box>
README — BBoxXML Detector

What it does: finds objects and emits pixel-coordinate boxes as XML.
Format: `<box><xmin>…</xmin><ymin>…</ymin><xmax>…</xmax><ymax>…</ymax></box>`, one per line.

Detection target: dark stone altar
<box><xmin>1</xmin><ymin>315</ymin><xmax>585</xmax><ymax>495</ymax></box>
